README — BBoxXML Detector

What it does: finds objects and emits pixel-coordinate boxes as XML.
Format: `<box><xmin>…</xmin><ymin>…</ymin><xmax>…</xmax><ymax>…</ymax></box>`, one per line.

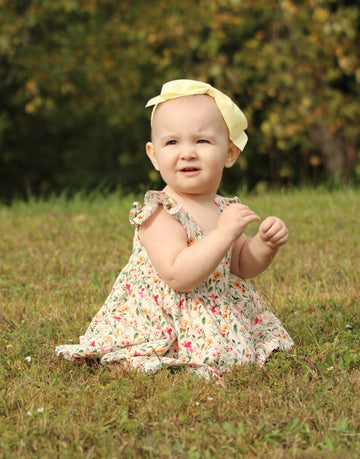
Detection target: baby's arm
<box><xmin>231</xmin><ymin>215</ymin><xmax>289</xmax><ymax>279</ymax></box>
<box><xmin>139</xmin><ymin>204</ymin><xmax>259</xmax><ymax>291</ymax></box>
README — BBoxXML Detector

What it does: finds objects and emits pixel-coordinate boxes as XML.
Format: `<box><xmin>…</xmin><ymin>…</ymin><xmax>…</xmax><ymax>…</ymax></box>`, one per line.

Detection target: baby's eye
<box><xmin>166</xmin><ymin>140</ymin><xmax>178</xmax><ymax>146</ymax></box>
<box><xmin>197</xmin><ymin>139</ymin><xmax>210</xmax><ymax>144</ymax></box>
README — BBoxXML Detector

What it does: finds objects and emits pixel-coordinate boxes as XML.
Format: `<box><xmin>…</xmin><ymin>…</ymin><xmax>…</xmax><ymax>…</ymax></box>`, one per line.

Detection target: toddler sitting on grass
<box><xmin>56</xmin><ymin>79</ymin><xmax>293</xmax><ymax>379</ymax></box>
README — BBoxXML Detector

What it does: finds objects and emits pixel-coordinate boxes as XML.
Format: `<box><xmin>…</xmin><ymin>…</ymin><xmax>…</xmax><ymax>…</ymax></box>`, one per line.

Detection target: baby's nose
<box><xmin>180</xmin><ymin>145</ymin><xmax>197</xmax><ymax>159</ymax></box>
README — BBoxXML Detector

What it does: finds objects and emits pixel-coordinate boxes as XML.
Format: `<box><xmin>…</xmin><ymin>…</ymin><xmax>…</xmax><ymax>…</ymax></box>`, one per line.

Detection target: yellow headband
<box><xmin>145</xmin><ymin>79</ymin><xmax>248</xmax><ymax>151</ymax></box>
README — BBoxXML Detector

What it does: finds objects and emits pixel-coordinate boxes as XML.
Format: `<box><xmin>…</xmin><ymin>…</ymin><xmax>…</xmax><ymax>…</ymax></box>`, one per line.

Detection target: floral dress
<box><xmin>56</xmin><ymin>190</ymin><xmax>293</xmax><ymax>378</ymax></box>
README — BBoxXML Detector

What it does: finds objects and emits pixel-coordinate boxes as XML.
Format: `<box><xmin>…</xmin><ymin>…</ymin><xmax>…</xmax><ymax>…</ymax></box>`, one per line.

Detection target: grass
<box><xmin>0</xmin><ymin>187</ymin><xmax>359</xmax><ymax>458</ymax></box>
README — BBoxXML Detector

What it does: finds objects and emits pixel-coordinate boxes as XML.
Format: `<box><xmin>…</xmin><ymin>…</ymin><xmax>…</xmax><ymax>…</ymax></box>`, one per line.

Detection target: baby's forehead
<box><xmin>150</xmin><ymin>95</ymin><xmax>230</xmax><ymax>142</ymax></box>
<box><xmin>152</xmin><ymin>94</ymin><xmax>220</xmax><ymax>124</ymax></box>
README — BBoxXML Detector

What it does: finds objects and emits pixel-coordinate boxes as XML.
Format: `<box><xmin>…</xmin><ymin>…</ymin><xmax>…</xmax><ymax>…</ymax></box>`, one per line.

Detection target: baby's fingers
<box><xmin>237</xmin><ymin>204</ymin><xmax>260</xmax><ymax>220</ymax></box>
<box><xmin>223</xmin><ymin>203</ymin><xmax>260</xmax><ymax>224</ymax></box>
<box><xmin>259</xmin><ymin>217</ymin><xmax>289</xmax><ymax>246</ymax></box>
<box><xmin>237</xmin><ymin>208</ymin><xmax>261</xmax><ymax>228</ymax></box>
<box><xmin>244</xmin><ymin>212</ymin><xmax>261</xmax><ymax>225</ymax></box>
<box><xmin>267</xmin><ymin>227</ymin><xmax>289</xmax><ymax>246</ymax></box>
<box><xmin>259</xmin><ymin>216</ymin><xmax>277</xmax><ymax>233</ymax></box>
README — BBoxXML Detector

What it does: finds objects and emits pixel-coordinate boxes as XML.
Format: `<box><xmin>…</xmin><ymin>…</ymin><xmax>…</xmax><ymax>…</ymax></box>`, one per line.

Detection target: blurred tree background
<box><xmin>1</xmin><ymin>0</ymin><xmax>359</xmax><ymax>201</ymax></box>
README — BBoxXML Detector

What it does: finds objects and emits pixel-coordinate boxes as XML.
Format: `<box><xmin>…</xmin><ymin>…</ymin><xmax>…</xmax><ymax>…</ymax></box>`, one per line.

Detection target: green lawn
<box><xmin>1</xmin><ymin>188</ymin><xmax>359</xmax><ymax>458</ymax></box>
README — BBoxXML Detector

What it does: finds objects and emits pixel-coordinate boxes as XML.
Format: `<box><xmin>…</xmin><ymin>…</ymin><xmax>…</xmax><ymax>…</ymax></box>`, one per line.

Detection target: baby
<box><xmin>56</xmin><ymin>79</ymin><xmax>293</xmax><ymax>379</ymax></box>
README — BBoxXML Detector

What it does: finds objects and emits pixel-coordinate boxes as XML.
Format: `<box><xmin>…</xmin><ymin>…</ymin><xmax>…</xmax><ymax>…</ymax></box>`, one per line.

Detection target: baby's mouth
<box><xmin>180</xmin><ymin>167</ymin><xmax>200</xmax><ymax>172</ymax></box>
<box><xmin>179</xmin><ymin>167</ymin><xmax>201</xmax><ymax>177</ymax></box>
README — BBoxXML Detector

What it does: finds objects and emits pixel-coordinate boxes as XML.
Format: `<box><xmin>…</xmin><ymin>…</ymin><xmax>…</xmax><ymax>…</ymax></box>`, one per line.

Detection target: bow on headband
<box><xmin>146</xmin><ymin>79</ymin><xmax>248</xmax><ymax>151</ymax></box>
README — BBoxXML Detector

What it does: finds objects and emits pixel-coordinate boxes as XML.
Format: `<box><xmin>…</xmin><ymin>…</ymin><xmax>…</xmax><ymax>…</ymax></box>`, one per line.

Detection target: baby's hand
<box><xmin>217</xmin><ymin>203</ymin><xmax>260</xmax><ymax>243</ymax></box>
<box><xmin>259</xmin><ymin>216</ymin><xmax>289</xmax><ymax>249</ymax></box>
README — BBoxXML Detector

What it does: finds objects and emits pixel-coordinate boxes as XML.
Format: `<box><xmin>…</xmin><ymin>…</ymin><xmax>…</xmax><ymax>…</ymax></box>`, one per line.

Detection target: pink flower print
<box><xmin>138</xmin><ymin>288</ymin><xmax>145</xmax><ymax>298</ymax></box>
<box><xmin>89</xmin><ymin>341</ymin><xmax>95</xmax><ymax>347</ymax></box>
<box><xmin>209</xmin><ymin>294</ymin><xmax>219</xmax><ymax>302</ymax></box>
<box><xmin>134</xmin><ymin>351</ymin><xmax>142</xmax><ymax>356</ymax></box>
<box><xmin>125</xmin><ymin>284</ymin><xmax>131</xmax><ymax>295</ymax></box>
<box><xmin>111</xmin><ymin>316</ymin><xmax>121</xmax><ymax>322</ymax></box>
<box><xmin>165</xmin><ymin>327</ymin><xmax>173</xmax><ymax>338</ymax></box>
<box><xmin>177</xmin><ymin>299</ymin><xmax>185</xmax><ymax>309</ymax></box>
<box><xmin>153</xmin><ymin>294</ymin><xmax>160</xmax><ymax>305</ymax></box>
<box><xmin>254</xmin><ymin>316</ymin><xmax>263</xmax><ymax>325</ymax></box>
<box><xmin>209</xmin><ymin>306</ymin><xmax>219</xmax><ymax>315</ymax></box>
<box><xmin>181</xmin><ymin>341</ymin><xmax>193</xmax><ymax>352</ymax></box>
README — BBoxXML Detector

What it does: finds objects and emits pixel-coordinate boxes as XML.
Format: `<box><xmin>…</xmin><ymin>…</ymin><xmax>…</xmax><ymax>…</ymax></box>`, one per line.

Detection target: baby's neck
<box><xmin>163</xmin><ymin>186</ymin><xmax>221</xmax><ymax>233</ymax></box>
<box><xmin>163</xmin><ymin>186</ymin><xmax>216</xmax><ymax>206</ymax></box>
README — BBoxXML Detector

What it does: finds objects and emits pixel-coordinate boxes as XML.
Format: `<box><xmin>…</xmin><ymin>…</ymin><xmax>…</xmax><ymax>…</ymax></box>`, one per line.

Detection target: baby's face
<box><xmin>146</xmin><ymin>95</ymin><xmax>239</xmax><ymax>197</ymax></box>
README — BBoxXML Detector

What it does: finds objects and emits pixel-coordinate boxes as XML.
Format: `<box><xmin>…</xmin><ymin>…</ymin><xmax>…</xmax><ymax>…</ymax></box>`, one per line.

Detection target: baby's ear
<box><xmin>224</xmin><ymin>142</ymin><xmax>241</xmax><ymax>168</ymax></box>
<box><xmin>146</xmin><ymin>142</ymin><xmax>160</xmax><ymax>171</ymax></box>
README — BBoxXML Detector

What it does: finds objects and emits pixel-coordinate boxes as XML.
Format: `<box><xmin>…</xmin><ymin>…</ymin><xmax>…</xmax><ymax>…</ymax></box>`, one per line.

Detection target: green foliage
<box><xmin>1</xmin><ymin>0</ymin><xmax>359</xmax><ymax>200</ymax></box>
<box><xmin>0</xmin><ymin>189</ymin><xmax>359</xmax><ymax>456</ymax></box>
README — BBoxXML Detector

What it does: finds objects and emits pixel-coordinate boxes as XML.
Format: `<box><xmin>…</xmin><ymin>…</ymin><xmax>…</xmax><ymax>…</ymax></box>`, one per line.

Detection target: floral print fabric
<box><xmin>56</xmin><ymin>190</ymin><xmax>293</xmax><ymax>378</ymax></box>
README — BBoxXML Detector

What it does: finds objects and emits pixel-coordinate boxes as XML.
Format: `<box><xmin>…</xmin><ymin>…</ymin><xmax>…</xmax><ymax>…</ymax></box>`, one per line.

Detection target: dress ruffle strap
<box><xmin>129</xmin><ymin>191</ymin><xmax>183</xmax><ymax>226</ymax></box>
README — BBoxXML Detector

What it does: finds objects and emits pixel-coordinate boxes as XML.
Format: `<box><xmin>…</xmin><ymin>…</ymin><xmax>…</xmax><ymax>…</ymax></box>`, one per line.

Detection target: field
<box><xmin>0</xmin><ymin>188</ymin><xmax>359</xmax><ymax>458</ymax></box>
